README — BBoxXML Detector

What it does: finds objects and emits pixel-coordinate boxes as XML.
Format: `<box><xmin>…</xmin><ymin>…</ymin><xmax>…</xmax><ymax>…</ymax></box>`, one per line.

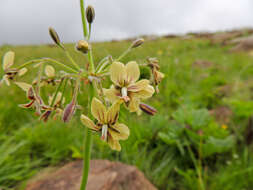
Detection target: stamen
<box><xmin>121</xmin><ymin>87</ymin><xmax>130</xmax><ymax>102</ymax></box>
<box><xmin>101</xmin><ymin>124</ymin><xmax>108</xmax><ymax>141</ymax></box>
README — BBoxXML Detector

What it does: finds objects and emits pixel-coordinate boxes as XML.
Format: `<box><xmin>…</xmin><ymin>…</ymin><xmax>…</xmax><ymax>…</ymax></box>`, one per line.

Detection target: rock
<box><xmin>193</xmin><ymin>60</ymin><xmax>213</xmax><ymax>68</ymax></box>
<box><xmin>228</xmin><ymin>35</ymin><xmax>253</xmax><ymax>45</ymax></box>
<box><xmin>25</xmin><ymin>160</ymin><xmax>157</xmax><ymax>190</ymax></box>
<box><xmin>229</xmin><ymin>35</ymin><xmax>253</xmax><ymax>52</ymax></box>
<box><xmin>211</xmin><ymin>31</ymin><xmax>243</xmax><ymax>45</ymax></box>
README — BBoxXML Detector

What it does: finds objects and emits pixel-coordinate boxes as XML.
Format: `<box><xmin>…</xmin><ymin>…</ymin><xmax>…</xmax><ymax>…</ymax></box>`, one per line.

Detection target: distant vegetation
<box><xmin>1</xmin><ymin>31</ymin><xmax>253</xmax><ymax>190</ymax></box>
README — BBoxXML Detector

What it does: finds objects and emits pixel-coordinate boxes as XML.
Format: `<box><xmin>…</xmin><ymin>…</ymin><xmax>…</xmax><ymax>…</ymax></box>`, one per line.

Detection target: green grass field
<box><xmin>1</xmin><ymin>35</ymin><xmax>253</xmax><ymax>190</ymax></box>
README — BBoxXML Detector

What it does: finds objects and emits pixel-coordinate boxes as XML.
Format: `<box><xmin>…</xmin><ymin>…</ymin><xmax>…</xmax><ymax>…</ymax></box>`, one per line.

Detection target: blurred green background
<box><xmin>1</xmin><ymin>34</ymin><xmax>253</xmax><ymax>190</ymax></box>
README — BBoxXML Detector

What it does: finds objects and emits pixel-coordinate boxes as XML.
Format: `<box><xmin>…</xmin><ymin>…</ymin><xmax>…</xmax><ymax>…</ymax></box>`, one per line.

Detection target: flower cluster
<box><xmin>0</xmin><ymin>5</ymin><xmax>164</xmax><ymax>152</ymax></box>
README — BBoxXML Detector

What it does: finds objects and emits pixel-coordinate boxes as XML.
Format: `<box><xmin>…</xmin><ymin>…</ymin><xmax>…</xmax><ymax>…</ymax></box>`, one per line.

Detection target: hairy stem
<box><xmin>64</xmin><ymin>50</ymin><xmax>81</xmax><ymax>71</ymax></box>
<box><xmin>80</xmin><ymin>0</ymin><xmax>88</xmax><ymax>38</ymax></box>
<box><xmin>80</xmin><ymin>0</ymin><xmax>94</xmax><ymax>189</ymax></box>
<box><xmin>43</xmin><ymin>58</ymin><xmax>79</xmax><ymax>74</ymax></box>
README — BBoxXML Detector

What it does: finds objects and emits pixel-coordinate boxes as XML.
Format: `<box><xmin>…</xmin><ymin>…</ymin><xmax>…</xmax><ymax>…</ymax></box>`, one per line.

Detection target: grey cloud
<box><xmin>0</xmin><ymin>0</ymin><xmax>253</xmax><ymax>45</ymax></box>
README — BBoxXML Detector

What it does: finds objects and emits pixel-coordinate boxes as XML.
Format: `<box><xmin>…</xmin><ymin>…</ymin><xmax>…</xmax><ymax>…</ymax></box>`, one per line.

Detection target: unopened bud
<box><xmin>86</xmin><ymin>5</ymin><xmax>95</xmax><ymax>24</ymax></box>
<box><xmin>76</xmin><ymin>40</ymin><xmax>90</xmax><ymax>54</ymax></box>
<box><xmin>131</xmin><ymin>38</ymin><xmax>144</xmax><ymax>48</ymax></box>
<box><xmin>62</xmin><ymin>100</ymin><xmax>76</xmax><ymax>123</ymax></box>
<box><xmin>139</xmin><ymin>103</ymin><xmax>157</xmax><ymax>116</ymax></box>
<box><xmin>49</xmin><ymin>27</ymin><xmax>61</xmax><ymax>46</ymax></box>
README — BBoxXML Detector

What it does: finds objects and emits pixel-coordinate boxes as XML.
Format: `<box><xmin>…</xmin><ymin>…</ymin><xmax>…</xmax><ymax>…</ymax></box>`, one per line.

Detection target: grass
<box><xmin>1</xmin><ymin>35</ymin><xmax>253</xmax><ymax>190</ymax></box>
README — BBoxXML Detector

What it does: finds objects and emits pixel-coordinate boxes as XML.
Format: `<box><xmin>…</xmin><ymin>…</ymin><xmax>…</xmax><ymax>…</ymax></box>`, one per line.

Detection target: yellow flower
<box><xmin>104</xmin><ymin>61</ymin><xmax>155</xmax><ymax>113</ymax></box>
<box><xmin>221</xmin><ymin>124</ymin><xmax>228</xmax><ymax>130</ymax></box>
<box><xmin>81</xmin><ymin>98</ymin><xmax>129</xmax><ymax>151</ymax></box>
<box><xmin>1</xmin><ymin>51</ymin><xmax>27</xmax><ymax>86</ymax></box>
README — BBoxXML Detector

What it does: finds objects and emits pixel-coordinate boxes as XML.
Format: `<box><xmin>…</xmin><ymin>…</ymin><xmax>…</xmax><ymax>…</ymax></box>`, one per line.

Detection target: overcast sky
<box><xmin>1</xmin><ymin>0</ymin><xmax>253</xmax><ymax>45</ymax></box>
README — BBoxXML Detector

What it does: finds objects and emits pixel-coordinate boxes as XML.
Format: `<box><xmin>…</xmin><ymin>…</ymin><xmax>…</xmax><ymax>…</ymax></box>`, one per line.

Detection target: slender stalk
<box><xmin>88</xmin><ymin>49</ymin><xmax>95</xmax><ymax>73</ymax></box>
<box><xmin>80</xmin><ymin>122</ymin><xmax>93</xmax><ymax>190</ymax></box>
<box><xmin>50</xmin><ymin>78</ymin><xmax>64</xmax><ymax>107</ymax></box>
<box><xmin>64</xmin><ymin>50</ymin><xmax>81</xmax><ymax>70</ymax></box>
<box><xmin>60</xmin><ymin>78</ymin><xmax>69</xmax><ymax>106</ymax></box>
<box><xmin>36</xmin><ymin>64</ymin><xmax>43</xmax><ymax>95</ymax></box>
<box><xmin>186</xmin><ymin>144</ymin><xmax>205</xmax><ymax>190</ymax></box>
<box><xmin>43</xmin><ymin>58</ymin><xmax>79</xmax><ymax>74</ymax></box>
<box><xmin>79</xmin><ymin>1</ymin><xmax>95</xmax><ymax>189</ymax></box>
<box><xmin>80</xmin><ymin>0</ymin><xmax>88</xmax><ymax>38</ymax></box>
<box><xmin>88</xmin><ymin>24</ymin><xmax>92</xmax><ymax>41</ymax></box>
<box><xmin>116</xmin><ymin>47</ymin><xmax>131</xmax><ymax>61</ymax></box>
<box><xmin>17</xmin><ymin>59</ymin><xmax>44</xmax><ymax>70</ymax></box>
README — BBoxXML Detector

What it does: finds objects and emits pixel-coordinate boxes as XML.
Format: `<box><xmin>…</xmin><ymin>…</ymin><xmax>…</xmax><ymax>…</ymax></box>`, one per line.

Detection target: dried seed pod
<box><xmin>86</xmin><ymin>5</ymin><xmax>95</xmax><ymax>24</ymax></box>
<box><xmin>76</xmin><ymin>40</ymin><xmax>90</xmax><ymax>54</ymax></box>
<box><xmin>131</xmin><ymin>38</ymin><xmax>144</xmax><ymax>48</ymax></box>
<box><xmin>139</xmin><ymin>103</ymin><xmax>157</xmax><ymax>116</ymax></box>
<box><xmin>40</xmin><ymin>110</ymin><xmax>52</xmax><ymax>122</ymax></box>
<box><xmin>49</xmin><ymin>27</ymin><xmax>61</xmax><ymax>46</ymax></box>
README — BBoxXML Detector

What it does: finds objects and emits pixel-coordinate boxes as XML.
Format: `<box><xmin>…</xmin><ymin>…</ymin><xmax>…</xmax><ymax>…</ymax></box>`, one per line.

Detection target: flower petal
<box><xmin>108</xmin><ymin>135</ymin><xmax>121</xmax><ymax>151</ymax></box>
<box><xmin>3</xmin><ymin>75</ymin><xmax>10</xmax><ymax>86</ymax></box>
<box><xmin>80</xmin><ymin>114</ymin><xmax>100</xmax><ymax>131</ymax></box>
<box><xmin>18</xmin><ymin>68</ymin><xmax>28</xmax><ymax>76</ymax></box>
<box><xmin>19</xmin><ymin>100</ymin><xmax>35</xmax><ymax>108</ymax></box>
<box><xmin>127</xmin><ymin>97</ymin><xmax>140</xmax><ymax>112</ymax></box>
<box><xmin>127</xmin><ymin>79</ymin><xmax>150</xmax><ymax>92</ymax></box>
<box><xmin>45</xmin><ymin>65</ymin><xmax>55</xmax><ymax>78</ymax></box>
<box><xmin>107</xmin><ymin>101</ymin><xmax>121</xmax><ymax>125</ymax></box>
<box><xmin>3</xmin><ymin>51</ymin><xmax>15</xmax><ymax>70</ymax></box>
<box><xmin>15</xmin><ymin>82</ymin><xmax>32</xmax><ymax>92</ymax></box>
<box><xmin>132</xmin><ymin>85</ymin><xmax>155</xmax><ymax>99</ymax></box>
<box><xmin>110</xmin><ymin>62</ymin><xmax>126</xmax><ymax>86</ymax></box>
<box><xmin>125</xmin><ymin>61</ymin><xmax>140</xmax><ymax>84</ymax></box>
<box><xmin>91</xmin><ymin>98</ymin><xmax>107</xmax><ymax>123</ymax></box>
<box><xmin>110</xmin><ymin>123</ymin><xmax>130</xmax><ymax>140</ymax></box>
<box><xmin>103</xmin><ymin>86</ymin><xmax>121</xmax><ymax>103</ymax></box>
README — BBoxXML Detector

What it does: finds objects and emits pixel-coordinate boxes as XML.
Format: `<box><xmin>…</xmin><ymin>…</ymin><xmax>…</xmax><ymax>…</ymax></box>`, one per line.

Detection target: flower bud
<box><xmin>76</xmin><ymin>40</ymin><xmax>90</xmax><ymax>54</ymax></box>
<box><xmin>139</xmin><ymin>103</ymin><xmax>157</xmax><ymax>116</ymax></box>
<box><xmin>131</xmin><ymin>38</ymin><xmax>144</xmax><ymax>48</ymax></box>
<box><xmin>49</xmin><ymin>27</ymin><xmax>61</xmax><ymax>46</ymax></box>
<box><xmin>62</xmin><ymin>100</ymin><xmax>76</xmax><ymax>123</ymax></box>
<box><xmin>86</xmin><ymin>5</ymin><xmax>95</xmax><ymax>24</ymax></box>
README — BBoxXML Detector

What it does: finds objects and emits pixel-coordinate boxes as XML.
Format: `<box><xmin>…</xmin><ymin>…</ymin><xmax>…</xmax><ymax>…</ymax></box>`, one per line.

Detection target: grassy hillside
<box><xmin>1</xmin><ymin>35</ymin><xmax>253</xmax><ymax>190</ymax></box>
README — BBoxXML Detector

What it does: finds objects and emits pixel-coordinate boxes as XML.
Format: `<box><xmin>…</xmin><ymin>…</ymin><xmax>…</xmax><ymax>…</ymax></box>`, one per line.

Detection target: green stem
<box><xmin>80</xmin><ymin>127</ymin><xmax>92</xmax><ymax>190</ymax></box>
<box><xmin>79</xmin><ymin>1</ymin><xmax>95</xmax><ymax>189</ymax></box>
<box><xmin>88</xmin><ymin>49</ymin><xmax>95</xmax><ymax>73</ymax></box>
<box><xmin>116</xmin><ymin>47</ymin><xmax>131</xmax><ymax>61</ymax></box>
<box><xmin>80</xmin><ymin>82</ymin><xmax>94</xmax><ymax>190</ymax></box>
<box><xmin>60</xmin><ymin>78</ymin><xmax>69</xmax><ymax>106</ymax></box>
<box><xmin>186</xmin><ymin>144</ymin><xmax>205</xmax><ymax>190</ymax></box>
<box><xmin>43</xmin><ymin>58</ymin><xmax>79</xmax><ymax>74</ymax></box>
<box><xmin>36</xmin><ymin>64</ymin><xmax>43</xmax><ymax>95</ymax></box>
<box><xmin>80</xmin><ymin>0</ymin><xmax>88</xmax><ymax>38</ymax></box>
<box><xmin>88</xmin><ymin>24</ymin><xmax>92</xmax><ymax>41</ymax></box>
<box><xmin>64</xmin><ymin>50</ymin><xmax>81</xmax><ymax>70</ymax></box>
<box><xmin>17</xmin><ymin>59</ymin><xmax>44</xmax><ymax>70</ymax></box>
<box><xmin>50</xmin><ymin>78</ymin><xmax>64</xmax><ymax>107</ymax></box>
